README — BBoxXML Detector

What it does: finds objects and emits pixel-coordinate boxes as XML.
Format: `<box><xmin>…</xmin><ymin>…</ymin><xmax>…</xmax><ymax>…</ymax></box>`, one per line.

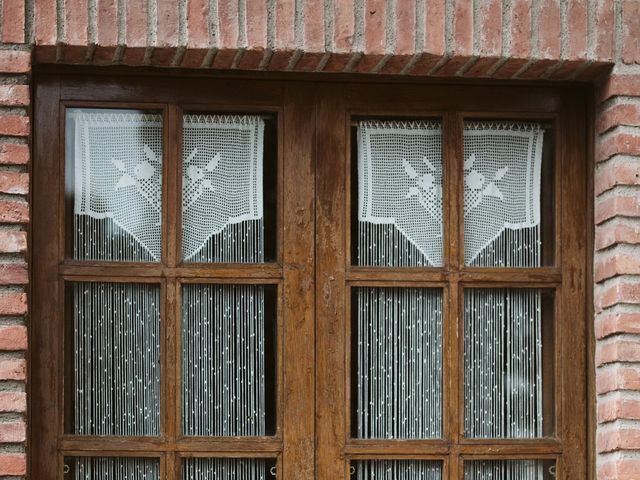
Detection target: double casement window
<box><xmin>32</xmin><ymin>74</ymin><xmax>590</xmax><ymax>479</ymax></box>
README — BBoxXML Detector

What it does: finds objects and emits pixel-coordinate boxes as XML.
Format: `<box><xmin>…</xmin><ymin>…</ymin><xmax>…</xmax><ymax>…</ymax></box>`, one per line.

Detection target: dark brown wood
<box><xmin>32</xmin><ymin>71</ymin><xmax>590</xmax><ymax>479</ymax></box>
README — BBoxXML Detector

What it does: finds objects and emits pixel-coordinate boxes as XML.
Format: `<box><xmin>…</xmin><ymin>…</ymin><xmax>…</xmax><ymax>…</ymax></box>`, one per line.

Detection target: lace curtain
<box><xmin>70</xmin><ymin>109</ymin><xmax>164</xmax><ymax>262</ymax></box>
<box><xmin>182</xmin><ymin>114</ymin><xmax>265</xmax><ymax>262</ymax></box>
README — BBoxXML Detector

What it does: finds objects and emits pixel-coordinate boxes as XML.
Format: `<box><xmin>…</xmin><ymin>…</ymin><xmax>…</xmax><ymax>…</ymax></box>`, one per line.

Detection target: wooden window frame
<box><xmin>32</xmin><ymin>70</ymin><xmax>591</xmax><ymax>479</ymax></box>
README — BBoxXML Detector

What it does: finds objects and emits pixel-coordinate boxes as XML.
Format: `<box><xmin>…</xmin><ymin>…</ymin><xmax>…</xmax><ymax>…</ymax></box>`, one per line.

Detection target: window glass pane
<box><xmin>463</xmin><ymin>121</ymin><xmax>554</xmax><ymax>267</ymax></box>
<box><xmin>64</xmin><ymin>457</ymin><xmax>160</xmax><ymax>480</ymax></box>
<box><xmin>464</xmin><ymin>289</ymin><xmax>555</xmax><ymax>438</ymax></box>
<box><xmin>67</xmin><ymin>282</ymin><xmax>161</xmax><ymax>436</ymax></box>
<box><xmin>352</xmin><ymin>287</ymin><xmax>443</xmax><ymax>439</ymax></box>
<box><xmin>182</xmin><ymin>284</ymin><xmax>277</xmax><ymax>436</ymax></box>
<box><xmin>353</xmin><ymin>120</ymin><xmax>443</xmax><ymax>267</ymax></box>
<box><xmin>182</xmin><ymin>458</ymin><xmax>277</xmax><ymax>479</ymax></box>
<box><xmin>351</xmin><ymin>460</ymin><xmax>442</xmax><ymax>480</ymax></box>
<box><xmin>66</xmin><ymin>108</ymin><xmax>163</xmax><ymax>262</ymax></box>
<box><xmin>182</xmin><ymin>114</ymin><xmax>277</xmax><ymax>263</ymax></box>
<box><xmin>464</xmin><ymin>459</ymin><xmax>556</xmax><ymax>480</ymax></box>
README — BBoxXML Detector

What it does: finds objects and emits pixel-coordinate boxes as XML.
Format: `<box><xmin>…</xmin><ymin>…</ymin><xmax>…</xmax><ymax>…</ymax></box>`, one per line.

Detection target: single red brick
<box><xmin>597</xmin><ymin>132</ymin><xmax>640</xmax><ymax>162</ymax></box>
<box><xmin>596</xmin><ymin>158</ymin><xmax>640</xmax><ymax>195</ymax></box>
<box><xmin>0</xmin><ymin>115</ymin><xmax>29</xmax><ymax>137</ymax></box>
<box><xmin>452</xmin><ymin>0</ymin><xmax>472</xmax><ymax>56</ymax></box>
<box><xmin>599</xmin><ymin>75</ymin><xmax>640</xmax><ymax>102</ymax></box>
<box><xmin>595</xmin><ymin>0</ymin><xmax>615</xmax><ymax>62</ymax></box>
<box><xmin>121</xmin><ymin>46</ymin><xmax>146</xmax><ymax>65</ymax></box>
<box><xmin>517</xmin><ymin>59</ymin><xmax>559</xmax><ymax>79</ymax></box>
<box><xmin>266</xmin><ymin>50</ymin><xmax>293</xmax><ymax>71</ymax></box>
<box><xmin>0</xmin><ymin>263</ymin><xmax>25</xmax><ymax>286</ymax></box>
<box><xmin>0</xmin><ymin>292</ymin><xmax>27</xmax><ymax>316</ymax></box>
<box><xmin>274</xmin><ymin>0</ymin><xmax>295</xmax><ymax>51</ymax></box>
<box><xmin>0</xmin><ymin>230</ymin><xmax>27</xmax><ymax>253</ymax></box>
<box><xmin>2</xmin><ymin>0</ymin><xmax>25</xmax><ymax>44</ymax></box>
<box><xmin>65</xmin><ymin>0</ymin><xmax>89</xmax><ymax>46</ymax></box>
<box><xmin>294</xmin><ymin>52</ymin><xmax>326</xmax><ymax>72</ymax></box>
<box><xmin>0</xmin><ymin>172</ymin><xmax>28</xmax><ymax>195</ymax></box>
<box><xmin>156</xmin><ymin>1</ymin><xmax>179</xmax><ymax>48</ymax></box>
<box><xmin>0</xmin><ymin>326</ymin><xmax>27</xmax><ymax>350</ymax></box>
<box><xmin>596</xmin><ymin>218</ymin><xmax>640</xmax><ymax>250</ymax></box>
<box><xmin>0</xmin><ymin>421</ymin><xmax>26</xmax><ymax>443</ymax></box>
<box><xmin>597</xmin><ymin>427</ymin><xmax>640</xmax><ymax>453</ymax></box>
<box><xmin>35</xmin><ymin>0</ymin><xmax>57</xmax><ymax>44</ymax></box>
<box><xmin>567</xmin><ymin>0</ymin><xmax>587</xmax><ymax>59</ymax></box>
<box><xmin>354</xmin><ymin>54</ymin><xmax>385</xmax><ymax>73</ymax></box>
<box><xmin>0</xmin><ymin>358</ymin><xmax>26</xmax><ymax>380</ymax></box>
<box><xmin>478</xmin><ymin>0</ymin><xmax>502</xmax><ymax>56</ymax></box>
<box><xmin>597</xmin><ymin>338</ymin><xmax>640</xmax><ymax>366</ymax></box>
<box><xmin>597</xmin><ymin>104</ymin><xmax>640</xmax><ymax>134</ymax></box>
<box><xmin>0</xmin><ymin>392</ymin><xmax>26</xmax><ymax>412</ymax></box>
<box><xmin>597</xmin><ymin>364</ymin><xmax>640</xmax><ymax>394</ymax></box>
<box><xmin>304</xmin><ymin>0</ymin><xmax>325</xmax><ymax>53</ymax></box>
<box><xmin>333</xmin><ymin>0</ymin><xmax>354</xmax><ymax>52</ymax></box>
<box><xmin>34</xmin><ymin>45</ymin><xmax>57</xmax><ymax>63</ymax></box>
<box><xmin>510</xmin><ymin>0</ymin><xmax>532</xmax><ymax>58</ymax></box>
<box><xmin>62</xmin><ymin>44</ymin><xmax>89</xmax><ymax>63</ymax></box>
<box><xmin>595</xmin><ymin>279</ymin><xmax>640</xmax><ymax>311</ymax></box>
<box><xmin>622</xmin><ymin>0</ymin><xmax>640</xmax><ymax>65</ymax></box>
<box><xmin>0</xmin><ymin>199</ymin><xmax>28</xmax><ymax>223</ymax></box>
<box><xmin>395</xmin><ymin>0</ymin><xmax>415</xmax><ymax>56</ymax></box>
<box><xmin>209</xmin><ymin>49</ymin><xmax>236</xmax><ymax>69</ymax></box>
<box><xmin>0</xmin><ymin>85</ymin><xmax>29</xmax><ymax>107</ymax></box>
<box><xmin>187</xmin><ymin>0</ymin><xmax>210</xmax><ymax>49</ymax></box>
<box><xmin>424</xmin><ymin>0</ymin><xmax>445</xmax><ymax>56</ymax></box>
<box><xmin>464</xmin><ymin>57</ymin><xmax>501</xmax><ymax>77</ymax></box>
<box><xmin>93</xmin><ymin>46</ymin><xmax>117</xmax><ymax>65</ymax></box>
<box><xmin>321</xmin><ymin>53</ymin><xmax>351</xmax><ymax>72</ymax></box>
<box><xmin>408</xmin><ymin>53</ymin><xmax>443</xmax><ymax>76</ymax></box>
<box><xmin>433</xmin><ymin>55</ymin><xmax>472</xmax><ymax>77</ymax></box>
<box><xmin>364</xmin><ymin>0</ymin><xmax>386</xmax><ymax>55</ymax></box>
<box><xmin>598</xmin><ymin>455</ymin><xmax>640</xmax><ymax>479</ymax></box>
<box><xmin>125</xmin><ymin>0</ymin><xmax>147</xmax><ymax>48</ymax></box>
<box><xmin>598</xmin><ymin>395</ymin><xmax>640</xmax><ymax>423</ymax></box>
<box><xmin>0</xmin><ymin>50</ymin><xmax>30</xmax><ymax>73</ymax></box>
<box><xmin>596</xmin><ymin>312</ymin><xmax>640</xmax><ymax>338</ymax></box>
<box><xmin>596</xmin><ymin>195</ymin><xmax>640</xmax><ymax>225</ymax></box>
<box><xmin>595</xmin><ymin>252</ymin><xmax>640</xmax><ymax>282</ymax></box>
<box><xmin>150</xmin><ymin>47</ymin><xmax>177</xmax><ymax>66</ymax></box>
<box><xmin>0</xmin><ymin>263</ymin><xmax>28</xmax><ymax>285</ymax></box>
<box><xmin>492</xmin><ymin>58</ymin><xmax>529</xmax><ymax>79</ymax></box>
<box><xmin>573</xmin><ymin>60</ymin><xmax>612</xmax><ymax>81</ymax></box>
<box><xmin>380</xmin><ymin>55</ymin><xmax>412</xmax><ymax>74</ymax></box>
<box><xmin>236</xmin><ymin>49</ymin><xmax>266</xmax><ymax>70</ymax></box>
<box><xmin>0</xmin><ymin>453</ymin><xmax>26</xmax><ymax>476</ymax></box>
<box><xmin>538</xmin><ymin>0</ymin><xmax>562</xmax><ymax>59</ymax></box>
<box><xmin>0</xmin><ymin>143</ymin><xmax>29</xmax><ymax>165</ymax></box>
<box><xmin>97</xmin><ymin>0</ymin><xmax>118</xmax><ymax>48</ymax></box>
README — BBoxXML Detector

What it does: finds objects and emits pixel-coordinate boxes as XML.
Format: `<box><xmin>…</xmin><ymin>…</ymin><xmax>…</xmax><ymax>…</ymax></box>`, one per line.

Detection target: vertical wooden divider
<box><xmin>281</xmin><ymin>82</ymin><xmax>316</xmax><ymax>480</ymax></box>
<box><xmin>315</xmin><ymin>83</ymin><xmax>347</xmax><ymax>479</ymax></box>
<box><xmin>445</xmin><ymin>112</ymin><xmax>463</xmax><ymax>480</ymax></box>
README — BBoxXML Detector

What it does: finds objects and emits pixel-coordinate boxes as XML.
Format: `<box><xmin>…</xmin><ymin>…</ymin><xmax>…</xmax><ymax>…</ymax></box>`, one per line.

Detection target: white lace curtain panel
<box><xmin>71</xmin><ymin>110</ymin><xmax>265</xmax><ymax>263</ymax></box>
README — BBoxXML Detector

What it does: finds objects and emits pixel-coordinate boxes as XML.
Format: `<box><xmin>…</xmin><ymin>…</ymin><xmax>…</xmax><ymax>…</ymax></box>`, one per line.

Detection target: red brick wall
<box><xmin>0</xmin><ymin>1</ymin><xmax>638</xmax><ymax>478</ymax></box>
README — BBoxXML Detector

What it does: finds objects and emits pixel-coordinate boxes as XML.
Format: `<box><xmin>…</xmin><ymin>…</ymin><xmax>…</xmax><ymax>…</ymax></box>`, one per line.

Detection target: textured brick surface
<box><xmin>0</xmin><ymin>1</ymin><xmax>637</xmax><ymax>478</ymax></box>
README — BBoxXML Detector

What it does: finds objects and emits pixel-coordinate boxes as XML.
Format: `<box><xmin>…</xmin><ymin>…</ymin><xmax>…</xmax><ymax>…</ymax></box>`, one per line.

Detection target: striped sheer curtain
<box><xmin>353</xmin><ymin>460</ymin><xmax>442</xmax><ymax>480</ymax></box>
<box><xmin>69</xmin><ymin>457</ymin><xmax>160</xmax><ymax>480</ymax></box>
<box><xmin>72</xmin><ymin>282</ymin><xmax>161</xmax><ymax>437</ymax></box>
<box><xmin>355</xmin><ymin>287</ymin><xmax>442</xmax><ymax>440</ymax></box>
<box><xmin>183</xmin><ymin>458</ymin><xmax>275</xmax><ymax>480</ymax></box>
<box><xmin>464</xmin><ymin>460</ymin><xmax>552</xmax><ymax>480</ymax></box>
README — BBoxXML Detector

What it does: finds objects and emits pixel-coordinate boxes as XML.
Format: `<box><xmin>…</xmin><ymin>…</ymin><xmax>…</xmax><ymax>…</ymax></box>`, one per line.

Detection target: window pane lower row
<box><xmin>67</xmin><ymin>282</ymin><xmax>277</xmax><ymax>437</ymax></box>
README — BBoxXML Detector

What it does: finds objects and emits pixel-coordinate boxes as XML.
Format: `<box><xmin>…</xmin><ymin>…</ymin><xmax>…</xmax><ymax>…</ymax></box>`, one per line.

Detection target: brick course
<box><xmin>0</xmin><ymin>1</ymin><xmax>637</xmax><ymax>478</ymax></box>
